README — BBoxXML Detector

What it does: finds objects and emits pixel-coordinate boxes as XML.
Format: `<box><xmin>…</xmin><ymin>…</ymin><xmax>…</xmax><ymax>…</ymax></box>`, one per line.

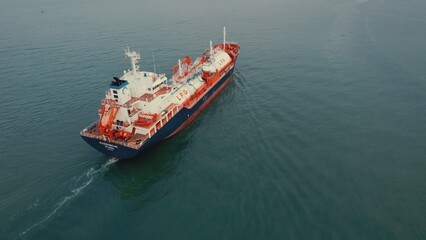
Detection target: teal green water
<box><xmin>1</xmin><ymin>0</ymin><xmax>426</xmax><ymax>239</ymax></box>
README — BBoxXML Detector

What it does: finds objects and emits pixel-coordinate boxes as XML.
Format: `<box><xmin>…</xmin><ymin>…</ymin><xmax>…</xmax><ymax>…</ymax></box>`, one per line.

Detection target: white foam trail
<box><xmin>20</xmin><ymin>158</ymin><xmax>116</xmax><ymax>236</ymax></box>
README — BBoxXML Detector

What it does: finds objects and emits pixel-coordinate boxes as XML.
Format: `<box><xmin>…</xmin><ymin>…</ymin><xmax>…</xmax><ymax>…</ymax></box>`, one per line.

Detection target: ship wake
<box><xmin>16</xmin><ymin>158</ymin><xmax>116</xmax><ymax>238</ymax></box>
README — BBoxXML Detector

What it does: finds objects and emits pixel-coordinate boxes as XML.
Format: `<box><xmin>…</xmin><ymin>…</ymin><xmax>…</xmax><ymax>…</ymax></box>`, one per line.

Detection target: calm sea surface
<box><xmin>1</xmin><ymin>0</ymin><xmax>426</xmax><ymax>239</ymax></box>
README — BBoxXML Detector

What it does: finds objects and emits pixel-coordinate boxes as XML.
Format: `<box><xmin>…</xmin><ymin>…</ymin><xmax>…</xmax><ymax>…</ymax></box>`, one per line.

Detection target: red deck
<box><xmin>82</xmin><ymin>124</ymin><xmax>148</xmax><ymax>149</ymax></box>
<box><xmin>139</xmin><ymin>86</ymin><xmax>171</xmax><ymax>102</ymax></box>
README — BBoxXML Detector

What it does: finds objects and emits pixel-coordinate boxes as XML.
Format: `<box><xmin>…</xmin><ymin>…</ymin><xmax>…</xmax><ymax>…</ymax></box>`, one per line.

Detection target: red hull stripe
<box><xmin>166</xmin><ymin>75</ymin><xmax>232</xmax><ymax>139</ymax></box>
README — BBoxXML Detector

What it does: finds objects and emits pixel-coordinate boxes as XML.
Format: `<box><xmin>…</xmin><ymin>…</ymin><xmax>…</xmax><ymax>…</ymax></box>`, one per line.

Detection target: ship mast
<box><xmin>178</xmin><ymin>59</ymin><xmax>182</xmax><ymax>77</ymax></box>
<box><xmin>124</xmin><ymin>47</ymin><xmax>141</xmax><ymax>75</ymax></box>
<box><xmin>223</xmin><ymin>26</ymin><xmax>226</xmax><ymax>49</ymax></box>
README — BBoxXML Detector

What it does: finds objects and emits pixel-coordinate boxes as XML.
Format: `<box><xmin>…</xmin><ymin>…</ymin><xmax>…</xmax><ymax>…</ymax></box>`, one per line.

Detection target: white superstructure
<box><xmin>81</xmin><ymin>27</ymin><xmax>240</xmax><ymax>159</ymax></box>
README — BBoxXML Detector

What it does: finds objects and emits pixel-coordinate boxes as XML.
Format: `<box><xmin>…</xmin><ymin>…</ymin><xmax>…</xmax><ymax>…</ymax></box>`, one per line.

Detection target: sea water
<box><xmin>1</xmin><ymin>0</ymin><xmax>425</xmax><ymax>239</ymax></box>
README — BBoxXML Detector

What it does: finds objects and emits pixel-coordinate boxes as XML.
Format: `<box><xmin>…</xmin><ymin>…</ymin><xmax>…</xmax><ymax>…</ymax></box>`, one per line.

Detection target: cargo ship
<box><xmin>80</xmin><ymin>28</ymin><xmax>240</xmax><ymax>159</ymax></box>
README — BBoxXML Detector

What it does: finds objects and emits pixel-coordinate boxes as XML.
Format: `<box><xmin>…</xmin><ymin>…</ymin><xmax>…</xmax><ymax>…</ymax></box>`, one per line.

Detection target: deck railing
<box><xmin>81</xmin><ymin>122</ymin><xmax>142</xmax><ymax>149</ymax></box>
<box><xmin>146</xmin><ymin>104</ymin><xmax>182</xmax><ymax>138</ymax></box>
<box><xmin>82</xmin><ymin>102</ymin><xmax>184</xmax><ymax>150</ymax></box>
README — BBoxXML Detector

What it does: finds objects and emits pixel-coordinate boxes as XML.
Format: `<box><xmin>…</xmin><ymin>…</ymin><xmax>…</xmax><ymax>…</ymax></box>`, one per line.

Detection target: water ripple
<box><xmin>11</xmin><ymin>159</ymin><xmax>116</xmax><ymax>239</ymax></box>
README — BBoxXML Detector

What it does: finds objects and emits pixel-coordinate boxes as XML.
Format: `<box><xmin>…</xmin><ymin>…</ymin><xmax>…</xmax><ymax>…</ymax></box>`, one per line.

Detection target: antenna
<box><xmin>152</xmin><ymin>51</ymin><xmax>157</xmax><ymax>74</ymax></box>
<box><xmin>178</xmin><ymin>59</ymin><xmax>182</xmax><ymax>77</ymax></box>
<box><xmin>223</xmin><ymin>26</ymin><xmax>226</xmax><ymax>49</ymax></box>
<box><xmin>210</xmin><ymin>40</ymin><xmax>213</xmax><ymax>54</ymax></box>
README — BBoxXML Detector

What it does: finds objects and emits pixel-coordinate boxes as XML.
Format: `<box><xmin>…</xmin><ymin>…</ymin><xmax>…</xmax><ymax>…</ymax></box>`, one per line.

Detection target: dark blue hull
<box><xmin>81</xmin><ymin>67</ymin><xmax>235</xmax><ymax>159</ymax></box>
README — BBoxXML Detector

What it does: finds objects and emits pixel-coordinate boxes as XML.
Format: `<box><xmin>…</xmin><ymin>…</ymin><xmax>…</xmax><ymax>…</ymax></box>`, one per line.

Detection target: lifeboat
<box><xmin>134</xmin><ymin>113</ymin><xmax>158</xmax><ymax>127</ymax></box>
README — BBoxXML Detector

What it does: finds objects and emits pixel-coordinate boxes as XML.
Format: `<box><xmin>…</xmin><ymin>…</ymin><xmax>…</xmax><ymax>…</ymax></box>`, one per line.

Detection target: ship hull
<box><xmin>81</xmin><ymin>67</ymin><xmax>235</xmax><ymax>159</ymax></box>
